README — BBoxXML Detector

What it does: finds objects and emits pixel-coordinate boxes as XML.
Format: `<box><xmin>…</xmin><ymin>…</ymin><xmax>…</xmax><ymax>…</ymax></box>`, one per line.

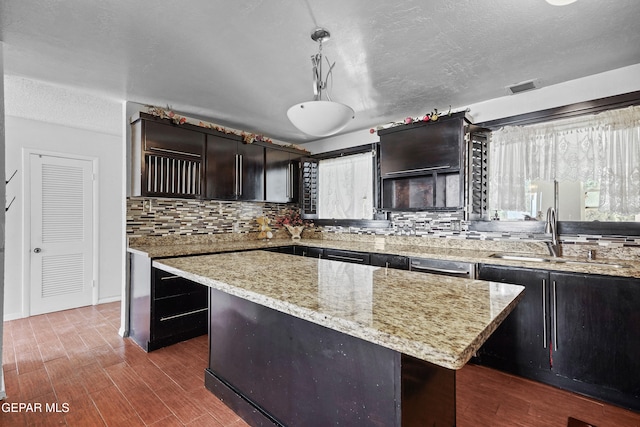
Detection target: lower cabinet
<box><xmin>293</xmin><ymin>245</ymin><xmax>324</xmax><ymax>258</ymax></box>
<box><xmin>129</xmin><ymin>251</ymin><xmax>208</xmax><ymax>352</ymax></box>
<box><xmin>477</xmin><ymin>264</ymin><xmax>640</xmax><ymax>412</ymax></box>
<box><xmin>265</xmin><ymin>245</ymin><xmax>296</xmax><ymax>255</ymax></box>
<box><xmin>324</xmin><ymin>248</ymin><xmax>370</xmax><ymax>264</ymax></box>
<box><xmin>370</xmin><ymin>253</ymin><xmax>409</xmax><ymax>270</ymax></box>
<box><xmin>151</xmin><ymin>268</ymin><xmax>208</xmax><ymax>349</ymax></box>
<box><xmin>476</xmin><ymin>265</ymin><xmax>550</xmax><ymax>374</ymax></box>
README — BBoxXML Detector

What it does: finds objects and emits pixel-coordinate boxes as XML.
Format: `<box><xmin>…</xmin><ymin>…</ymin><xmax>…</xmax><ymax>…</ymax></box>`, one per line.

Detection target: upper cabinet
<box><xmin>206</xmin><ymin>134</ymin><xmax>264</xmax><ymax>201</ymax></box>
<box><xmin>377</xmin><ymin>112</ymin><xmax>480</xmax><ymax>212</ymax></box>
<box><xmin>265</xmin><ymin>148</ymin><xmax>300</xmax><ymax>203</ymax></box>
<box><xmin>379</xmin><ymin>113</ymin><xmax>465</xmax><ymax>177</ymax></box>
<box><xmin>131</xmin><ymin>112</ymin><xmax>306</xmax><ymax>202</ymax></box>
<box><xmin>131</xmin><ymin>116</ymin><xmax>206</xmax><ymax>198</ymax></box>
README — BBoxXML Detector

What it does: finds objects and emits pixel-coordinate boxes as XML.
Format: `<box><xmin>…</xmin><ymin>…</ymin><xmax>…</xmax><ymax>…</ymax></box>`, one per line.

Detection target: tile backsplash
<box><xmin>126</xmin><ymin>197</ymin><xmax>294</xmax><ymax>237</ymax></box>
<box><xmin>127</xmin><ymin>199</ymin><xmax>639</xmax><ymax>260</ymax></box>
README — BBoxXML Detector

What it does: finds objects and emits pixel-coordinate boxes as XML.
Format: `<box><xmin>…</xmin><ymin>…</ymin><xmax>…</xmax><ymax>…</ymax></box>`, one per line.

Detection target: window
<box><xmin>489</xmin><ymin>105</ymin><xmax>640</xmax><ymax>222</ymax></box>
<box><xmin>318</xmin><ymin>152</ymin><xmax>374</xmax><ymax>220</ymax></box>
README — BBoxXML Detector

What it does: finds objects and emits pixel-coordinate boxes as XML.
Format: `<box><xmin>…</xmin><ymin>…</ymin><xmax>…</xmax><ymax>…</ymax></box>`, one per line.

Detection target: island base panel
<box><xmin>206</xmin><ymin>288</ymin><xmax>455</xmax><ymax>426</ymax></box>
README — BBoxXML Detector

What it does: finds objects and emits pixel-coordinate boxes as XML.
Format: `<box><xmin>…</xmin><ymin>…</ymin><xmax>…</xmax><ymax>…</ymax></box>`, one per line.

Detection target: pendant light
<box><xmin>287</xmin><ymin>28</ymin><xmax>355</xmax><ymax>137</ymax></box>
<box><xmin>545</xmin><ymin>0</ymin><xmax>577</xmax><ymax>5</ymax></box>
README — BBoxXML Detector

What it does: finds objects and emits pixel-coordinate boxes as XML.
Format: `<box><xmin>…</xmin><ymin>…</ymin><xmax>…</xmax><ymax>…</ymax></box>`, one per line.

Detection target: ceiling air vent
<box><xmin>507</xmin><ymin>79</ymin><xmax>539</xmax><ymax>95</ymax></box>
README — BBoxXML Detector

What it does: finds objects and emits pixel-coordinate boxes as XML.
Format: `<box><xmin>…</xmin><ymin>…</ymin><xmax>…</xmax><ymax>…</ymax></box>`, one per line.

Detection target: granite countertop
<box><xmin>129</xmin><ymin>237</ymin><xmax>640</xmax><ymax>279</ymax></box>
<box><xmin>153</xmin><ymin>251</ymin><xmax>524</xmax><ymax>370</ymax></box>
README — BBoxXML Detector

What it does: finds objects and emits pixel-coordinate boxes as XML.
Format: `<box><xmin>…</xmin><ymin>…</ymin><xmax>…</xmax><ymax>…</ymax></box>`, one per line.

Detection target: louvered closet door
<box><xmin>30</xmin><ymin>154</ymin><xmax>94</xmax><ymax>315</ymax></box>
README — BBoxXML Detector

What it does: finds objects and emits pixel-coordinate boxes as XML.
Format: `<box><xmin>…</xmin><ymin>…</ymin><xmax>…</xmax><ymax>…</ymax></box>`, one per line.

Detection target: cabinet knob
<box><xmin>33</xmin><ymin>248</ymin><xmax>42</xmax><ymax>253</ymax></box>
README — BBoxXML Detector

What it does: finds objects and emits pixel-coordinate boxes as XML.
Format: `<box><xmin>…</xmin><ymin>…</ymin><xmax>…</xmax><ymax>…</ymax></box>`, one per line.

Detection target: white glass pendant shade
<box><xmin>545</xmin><ymin>0</ymin><xmax>577</xmax><ymax>5</ymax></box>
<box><xmin>287</xmin><ymin>100</ymin><xmax>354</xmax><ymax>137</ymax></box>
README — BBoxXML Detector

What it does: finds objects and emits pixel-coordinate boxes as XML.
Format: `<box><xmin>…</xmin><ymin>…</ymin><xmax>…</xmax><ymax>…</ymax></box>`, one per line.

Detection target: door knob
<box><xmin>33</xmin><ymin>248</ymin><xmax>42</xmax><ymax>253</ymax></box>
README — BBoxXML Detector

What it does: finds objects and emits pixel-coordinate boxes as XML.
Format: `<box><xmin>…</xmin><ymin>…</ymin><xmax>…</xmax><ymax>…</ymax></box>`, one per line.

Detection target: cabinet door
<box><xmin>550</xmin><ymin>272</ymin><xmax>640</xmax><ymax>403</ymax></box>
<box><xmin>237</xmin><ymin>142</ymin><xmax>264</xmax><ymax>201</ymax></box>
<box><xmin>477</xmin><ymin>265</ymin><xmax>551</xmax><ymax>375</ymax></box>
<box><xmin>141</xmin><ymin>120</ymin><xmax>205</xmax><ymax>198</ymax></box>
<box><xmin>370</xmin><ymin>253</ymin><xmax>409</xmax><ymax>270</ymax></box>
<box><xmin>144</xmin><ymin>120</ymin><xmax>206</xmax><ymax>156</ymax></box>
<box><xmin>265</xmin><ymin>149</ymin><xmax>298</xmax><ymax>203</ymax></box>
<box><xmin>295</xmin><ymin>246</ymin><xmax>324</xmax><ymax>258</ymax></box>
<box><xmin>379</xmin><ymin>117</ymin><xmax>463</xmax><ymax>176</ymax></box>
<box><xmin>206</xmin><ymin>134</ymin><xmax>239</xmax><ymax>200</ymax></box>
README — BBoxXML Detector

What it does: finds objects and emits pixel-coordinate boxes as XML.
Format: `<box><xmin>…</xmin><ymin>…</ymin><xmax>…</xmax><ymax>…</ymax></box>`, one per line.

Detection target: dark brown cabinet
<box><xmin>379</xmin><ymin>116</ymin><xmax>464</xmax><ymax>176</ymax></box>
<box><xmin>205</xmin><ymin>134</ymin><xmax>264</xmax><ymax>201</ymax></box>
<box><xmin>324</xmin><ymin>248</ymin><xmax>370</xmax><ymax>264</ymax></box>
<box><xmin>549</xmin><ymin>271</ymin><xmax>640</xmax><ymax>411</ymax></box>
<box><xmin>128</xmin><ymin>251</ymin><xmax>208</xmax><ymax>352</ymax></box>
<box><xmin>265</xmin><ymin>147</ymin><xmax>300</xmax><ymax>203</ymax></box>
<box><xmin>378</xmin><ymin>112</ymin><xmax>468</xmax><ymax>211</ymax></box>
<box><xmin>151</xmin><ymin>268</ymin><xmax>208</xmax><ymax>346</ymax></box>
<box><xmin>131</xmin><ymin>112</ymin><xmax>307</xmax><ymax>201</ymax></box>
<box><xmin>477</xmin><ymin>264</ymin><xmax>640</xmax><ymax>412</ymax></box>
<box><xmin>476</xmin><ymin>265</ymin><xmax>551</xmax><ymax>373</ymax></box>
<box><xmin>295</xmin><ymin>245</ymin><xmax>324</xmax><ymax>258</ymax></box>
<box><xmin>370</xmin><ymin>253</ymin><xmax>409</xmax><ymax>270</ymax></box>
<box><xmin>132</xmin><ymin>117</ymin><xmax>206</xmax><ymax>198</ymax></box>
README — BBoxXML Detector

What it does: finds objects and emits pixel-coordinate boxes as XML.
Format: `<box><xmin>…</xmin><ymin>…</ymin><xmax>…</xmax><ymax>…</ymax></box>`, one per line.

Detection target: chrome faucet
<box><xmin>544</xmin><ymin>207</ymin><xmax>561</xmax><ymax>257</ymax></box>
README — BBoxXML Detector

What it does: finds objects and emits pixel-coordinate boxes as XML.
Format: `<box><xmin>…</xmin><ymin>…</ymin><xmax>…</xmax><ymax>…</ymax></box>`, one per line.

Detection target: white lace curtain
<box><xmin>489</xmin><ymin>105</ymin><xmax>640</xmax><ymax>215</ymax></box>
<box><xmin>318</xmin><ymin>152</ymin><xmax>373</xmax><ymax>219</ymax></box>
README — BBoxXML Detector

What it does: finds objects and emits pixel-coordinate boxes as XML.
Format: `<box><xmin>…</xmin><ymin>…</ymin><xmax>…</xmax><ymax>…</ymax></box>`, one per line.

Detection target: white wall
<box><xmin>3</xmin><ymin>76</ymin><xmax>124</xmax><ymax>320</ymax></box>
<box><xmin>306</xmin><ymin>64</ymin><xmax>640</xmax><ymax>154</ymax></box>
<box><xmin>0</xmin><ymin>42</ymin><xmax>7</xmax><ymax>399</ymax></box>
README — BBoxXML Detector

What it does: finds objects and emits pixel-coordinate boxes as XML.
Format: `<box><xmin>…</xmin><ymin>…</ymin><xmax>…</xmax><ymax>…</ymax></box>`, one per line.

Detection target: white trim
<box><xmin>98</xmin><ymin>296</ymin><xmax>122</xmax><ymax>305</ymax></box>
<box><xmin>22</xmin><ymin>148</ymin><xmax>100</xmax><ymax>316</ymax></box>
<box><xmin>3</xmin><ymin>312</ymin><xmax>24</xmax><ymax>322</ymax></box>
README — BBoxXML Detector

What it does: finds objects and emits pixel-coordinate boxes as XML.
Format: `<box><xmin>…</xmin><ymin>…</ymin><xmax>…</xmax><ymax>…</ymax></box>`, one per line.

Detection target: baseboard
<box><xmin>97</xmin><ymin>296</ymin><xmax>121</xmax><ymax>304</ymax></box>
<box><xmin>3</xmin><ymin>312</ymin><xmax>24</xmax><ymax>322</ymax></box>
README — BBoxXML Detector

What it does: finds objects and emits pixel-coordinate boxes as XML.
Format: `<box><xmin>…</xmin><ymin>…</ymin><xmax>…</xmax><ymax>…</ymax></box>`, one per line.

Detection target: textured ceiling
<box><xmin>1</xmin><ymin>0</ymin><xmax>639</xmax><ymax>143</ymax></box>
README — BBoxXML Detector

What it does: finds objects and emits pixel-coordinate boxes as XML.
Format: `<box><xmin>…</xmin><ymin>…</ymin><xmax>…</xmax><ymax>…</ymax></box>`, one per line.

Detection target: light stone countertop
<box><xmin>129</xmin><ymin>237</ymin><xmax>640</xmax><ymax>279</ymax></box>
<box><xmin>153</xmin><ymin>251</ymin><xmax>524</xmax><ymax>370</ymax></box>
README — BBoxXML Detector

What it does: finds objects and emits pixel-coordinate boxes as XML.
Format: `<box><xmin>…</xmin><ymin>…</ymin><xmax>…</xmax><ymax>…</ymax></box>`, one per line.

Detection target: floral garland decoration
<box><xmin>369</xmin><ymin>106</ymin><xmax>460</xmax><ymax>134</ymax></box>
<box><xmin>146</xmin><ymin>105</ymin><xmax>308</xmax><ymax>152</ymax></box>
<box><xmin>274</xmin><ymin>208</ymin><xmax>313</xmax><ymax>228</ymax></box>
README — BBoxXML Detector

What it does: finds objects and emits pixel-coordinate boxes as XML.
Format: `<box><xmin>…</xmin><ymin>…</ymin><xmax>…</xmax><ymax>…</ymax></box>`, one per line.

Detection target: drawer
<box><xmin>370</xmin><ymin>253</ymin><xmax>409</xmax><ymax>270</ymax></box>
<box><xmin>152</xmin><ymin>307</ymin><xmax>207</xmax><ymax>340</ymax></box>
<box><xmin>153</xmin><ymin>269</ymin><xmax>207</xmax><ymax>299</ymax></box>
<box><xmin>324</xmin><ymin>249</ymin><xmax>370</xmax><ymax>264</ymax></box>
<box><xmin>153</xmin><ymin>291</ymin><xmax>207</xmax><ymax>319</ymax></box>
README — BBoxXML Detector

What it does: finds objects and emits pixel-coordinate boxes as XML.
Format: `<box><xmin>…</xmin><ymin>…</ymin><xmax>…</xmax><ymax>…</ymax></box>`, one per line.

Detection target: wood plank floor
<box><xmin>1</xmin><ymin>302</ymin><xmax>639</xmax><ymax>426</ymax></box>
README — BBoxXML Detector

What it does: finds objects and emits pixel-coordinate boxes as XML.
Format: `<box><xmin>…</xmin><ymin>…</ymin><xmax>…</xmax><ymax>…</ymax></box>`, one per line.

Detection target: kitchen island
<box><xmin>154</xmin><ymin>250</ymin><xmax>524</xmax><ymax>426</ymax></box>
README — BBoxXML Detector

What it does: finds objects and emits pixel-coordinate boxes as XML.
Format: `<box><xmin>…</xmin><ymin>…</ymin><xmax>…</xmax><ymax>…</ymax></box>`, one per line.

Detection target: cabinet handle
<box><xmin>286</xmin><ymin>163</ymin><xmax>292</xmax><ymax>199</ymax></box>
<box><xmin>385</xmin><ymin>165</ymin><xmax>451</xmax><ymax>176</ymax></box>
<box><xmin>542</xmin><ymin>279</ymin><xmax>547</xmax><ymax>349</ymax></box>
<box><xmin>327</xmin><ymin>254</ymin><xmax>366</xmax><ymax>263</ymax></box>
<box><xmin>410</xmin><ymin>265</ymin><xmax>470</xmax><ymax>277</ymax></box>
<box><xmin>552</xmin><ymin>280</ymin><xmax>558</xmax><ymax>351</ymax></box>
<box><xmin>160</xmin><ymin>307</ymin><xmax>207</xmax><ymax>322</ymax></box>
<box><xmin>234</xmin><ymin>154</ymin><xmax>239</xmax><ymax>196</ymax></box>
<box><xmin>289</xmin><ymin>163</ymin><xmax>295</xmax><ymax>199</ymax></box>
<box><xmin>160</xmin><ymin>275</ymin><xmax>181</xmax><ymax>280</ymax></box>
<box><xmin>238</xmin><ymin>154</ymin><xmax>243</xmax><ymax>196</ymax></box>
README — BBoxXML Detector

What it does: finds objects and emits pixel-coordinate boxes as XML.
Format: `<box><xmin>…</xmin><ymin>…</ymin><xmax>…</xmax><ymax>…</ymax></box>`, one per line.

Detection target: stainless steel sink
<box><xmin>561</xmin><ymin>260</ymin><xmax>630</xmax><ymax>268</ymax></box>
<box><xmin>488</xmin><ymin>253</ymin><xmax>630</xmax><ymax>268</ymax></box>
